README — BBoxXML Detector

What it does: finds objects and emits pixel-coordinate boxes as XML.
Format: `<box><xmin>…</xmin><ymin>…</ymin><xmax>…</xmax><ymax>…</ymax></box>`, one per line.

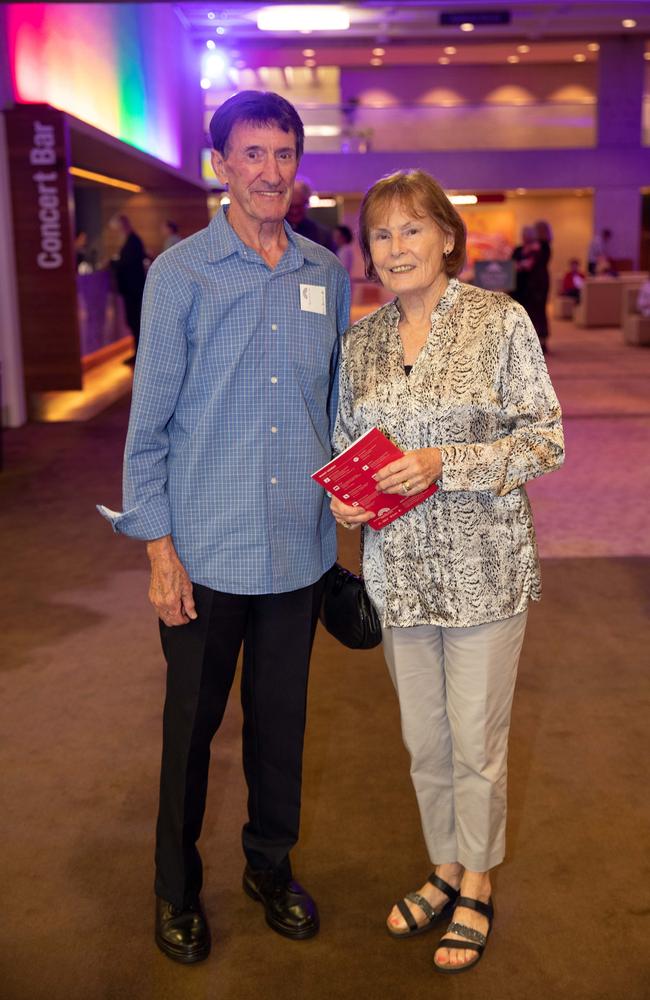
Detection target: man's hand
<box><xmin>373</xmin><ymin>447</ymin><xmax>442</xmax><ymax>496</ymax></box>
<box><xmin>146</xmin><ymin>536</ymin><xmax>198</xmax><ymax>626</ymax></box>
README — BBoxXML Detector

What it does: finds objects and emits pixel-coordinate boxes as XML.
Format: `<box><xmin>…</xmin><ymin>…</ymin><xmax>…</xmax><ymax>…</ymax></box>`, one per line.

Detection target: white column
<box><xmin>0</xmin><ymin>6</ymin><xmax>27</xmax><ymax>427</ymax></box>
<box><xmin>0</xmin><ymin>114</ymin><xmax>26</xmax><ymax>427</ymax></box>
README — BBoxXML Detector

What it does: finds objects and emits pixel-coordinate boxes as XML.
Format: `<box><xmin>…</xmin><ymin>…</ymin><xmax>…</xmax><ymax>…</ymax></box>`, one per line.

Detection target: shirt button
<box><xmin>271</xmin><ymin>323</ymin><xmax>278</xmax><ymax>331</ymax></box>
<box><xmin>271</xmin><ymin>426</ymin><xmax>278</xmax><ymax>433</ymax></box>
<box><xmin>270</xmin><ymin>376</ymin><xmax>278</xmax><ymax>384</ymax></box>
<box><xmin>271</xmin><ymin>477</ymin><xmax>278</xmax><ymax>484</ymax></box>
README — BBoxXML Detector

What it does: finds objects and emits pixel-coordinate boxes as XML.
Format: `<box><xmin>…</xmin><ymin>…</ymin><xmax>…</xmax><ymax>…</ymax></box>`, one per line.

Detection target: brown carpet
<box><xmin>1</xmin><ymin>389</ymin><xmax>649</xmax><ymax>1000</ymax></box>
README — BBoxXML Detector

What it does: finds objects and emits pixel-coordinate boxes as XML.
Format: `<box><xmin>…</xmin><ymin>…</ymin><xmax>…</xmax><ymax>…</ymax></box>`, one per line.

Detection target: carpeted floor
<box><xmin>1</xmin><ymin>321</ymin><xmax>649</xmax><ymax>1000</ymax></box>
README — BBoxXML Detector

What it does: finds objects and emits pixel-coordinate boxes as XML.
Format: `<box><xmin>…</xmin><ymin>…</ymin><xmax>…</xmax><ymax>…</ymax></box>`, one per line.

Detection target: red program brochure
<box><xmin>312</xmin><ymin>427</ymin><xmax>438</xmax><ymax>530</ymax></box>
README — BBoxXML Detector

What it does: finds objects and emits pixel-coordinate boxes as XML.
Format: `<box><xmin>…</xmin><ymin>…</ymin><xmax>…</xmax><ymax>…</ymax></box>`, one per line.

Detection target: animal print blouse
<box><xmin>333</xmin><ymin>278</ymin><xmax>564</xmax><ymax>628</ymax></box>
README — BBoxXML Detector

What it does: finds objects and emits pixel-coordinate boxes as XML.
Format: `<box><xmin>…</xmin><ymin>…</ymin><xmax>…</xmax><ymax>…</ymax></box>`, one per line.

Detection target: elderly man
<box><xmin>99</xmin><ymin>91</ymin><xmax>349</xmax><ymax>963</ymax></box>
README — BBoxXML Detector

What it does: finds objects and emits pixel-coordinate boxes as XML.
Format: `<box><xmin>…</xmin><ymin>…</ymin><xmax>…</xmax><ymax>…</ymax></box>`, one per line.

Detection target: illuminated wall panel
<box><xmin>7</xmin><ymin>3</ymin><xmax>183</xmax><ymax>166</ymax></box>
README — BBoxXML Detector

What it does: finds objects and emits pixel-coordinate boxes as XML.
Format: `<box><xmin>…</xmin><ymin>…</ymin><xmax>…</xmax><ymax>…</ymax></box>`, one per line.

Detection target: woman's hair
<box><xmin>358</xmin><ymin>169</ymin><xmax>466</xmax><ymax>281</ymax></box>
<box><xmin>209</xmin><ymin>90</ymin><xmax>304</xmax><ymax>161</ymax></box>
<box><xmin>535</xmin><ymin>219</ymin><xmax>553</xmax><ymax>242</ymax></box>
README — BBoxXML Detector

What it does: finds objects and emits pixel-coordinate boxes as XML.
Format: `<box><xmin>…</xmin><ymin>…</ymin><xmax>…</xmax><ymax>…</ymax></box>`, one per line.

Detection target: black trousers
<box><xmin>154</xmin><ymin>579</ymin><xmax>324</xmax><ymax>909</ymax></box>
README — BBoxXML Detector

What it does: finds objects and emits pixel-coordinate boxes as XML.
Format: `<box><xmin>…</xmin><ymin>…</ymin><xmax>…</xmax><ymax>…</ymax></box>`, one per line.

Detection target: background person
<box><xmin>329</xmin><ymin>170</ymin><xmax>564</xmax><ymax>975</ymax></box>
<box><xmin>162</xmin><ymin>220</ymin><xmax>182</xmax><ymax>250</ymax></box>
<box><xmin>587</xmin><ymin>227</ymin><xmax>612</xmax><ymax>275</ymax></box>
<box><xmin>561</xmin><ymin>258</ymin><xmax>585</xmax><ymax>302</ymax></box>
<box><xmin>333</xmin><ymin>223</ymin><xmax>355</xmax><ymax>275</ymax></box>
<box><xmin>99</xmin><ymin>90</ymin><xmax>350</xmax><ymax>964</ymax></box>
<box><xmin>110</xmin><ymin>214</ymin><xmax>146</xmax><ymax>354</ymax></box>
<box><xmin>511</xmin><ymin>223</ymin><xmax>550</xmax><ymax>353</ymax></box>
<box><xmin>286</xmin><ymin>177</ymin><xmax>337</xmax><ymax>252</ymax></box>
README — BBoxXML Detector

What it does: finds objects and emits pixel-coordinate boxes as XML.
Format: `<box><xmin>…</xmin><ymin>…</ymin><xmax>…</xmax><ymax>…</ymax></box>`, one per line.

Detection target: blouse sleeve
<box><xmin>438</xmin><ymin>304</ymin><xmax>564</xmax><ymax>495</ymax></box>
<box><xmin>332</xmin><ymin>337</ymin><xmax>357</xmax><ymax>457</ymax></box>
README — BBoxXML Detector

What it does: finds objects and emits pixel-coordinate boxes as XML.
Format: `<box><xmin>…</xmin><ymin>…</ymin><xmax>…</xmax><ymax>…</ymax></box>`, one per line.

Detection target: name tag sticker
<box><xmin>300</xmin><ymin>283</ymin><xmax>326</xmax><ymax>315</ymax></box>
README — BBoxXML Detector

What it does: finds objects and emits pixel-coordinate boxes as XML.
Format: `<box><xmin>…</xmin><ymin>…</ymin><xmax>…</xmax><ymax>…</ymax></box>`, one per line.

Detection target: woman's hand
<box><xmin>330</xmin><ymin>495</ymin><xmax>375</xmax><ymax>530</ymax></box>
<box><xmin>374</xmin><ymin>447</ymin><xmax>442</xmax><ymax>496</ymax></box>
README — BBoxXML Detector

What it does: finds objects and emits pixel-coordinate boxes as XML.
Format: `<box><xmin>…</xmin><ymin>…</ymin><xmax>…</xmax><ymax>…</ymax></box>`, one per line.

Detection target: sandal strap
<box><xmin>438</xmin><ymin>937</ymin><xmax>483</xmax><ymax>954</ymax></box>
<box><xmin>445</xmin><ymin>921</ymin><xmax>487</xmax><ymax>946</ymax></box>
<box><xmin>396</xmin><ymin>898</ymin><xmax>418</xmax><ymax>933</ymax></box>
<box><xmin>427</xmin><ymin>873</ymin><xmax>460</xmax><ymax>903</ymax></box>
<box><xmin>404</xmin><ymin>892</ymin><xmax>436</xmax><ymax>922</ymax></box>
<box><xmin>456</xmin><ymin>896</ymin><xmax>493</xmax><ymax>920</ymax></box>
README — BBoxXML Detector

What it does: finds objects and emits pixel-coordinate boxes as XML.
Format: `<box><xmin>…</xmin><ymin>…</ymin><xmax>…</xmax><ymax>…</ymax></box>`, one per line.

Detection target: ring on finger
<box><xmin>401</xmin><ymin>479</ymin><xmax>411</xmax><ymax>495</ymax></box>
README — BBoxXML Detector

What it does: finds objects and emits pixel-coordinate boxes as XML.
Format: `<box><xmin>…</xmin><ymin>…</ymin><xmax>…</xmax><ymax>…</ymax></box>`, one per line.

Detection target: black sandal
<box><xmin>433</xmin><ymin>896</ymin><xmax>494</xmax><ymax>973</ymax></box>
<box><xmin>387</xmin><ymin>874</ymin><xmax>460</xmax><ymax>939</ymax></box>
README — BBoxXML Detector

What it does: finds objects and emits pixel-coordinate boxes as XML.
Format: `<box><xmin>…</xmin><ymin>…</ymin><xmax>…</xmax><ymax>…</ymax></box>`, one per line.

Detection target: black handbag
<box><xmin>320</xmin><ymin>558</ymin><xmax>382</xmax><ymax>650</ymax></box>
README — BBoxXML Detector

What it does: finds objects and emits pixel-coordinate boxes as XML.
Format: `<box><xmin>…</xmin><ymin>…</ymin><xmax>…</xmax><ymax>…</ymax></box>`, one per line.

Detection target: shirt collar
<box><xmin>206</xmin><ymin>206</ymin><xmax>322</xmax><ymax>267</ymax></box>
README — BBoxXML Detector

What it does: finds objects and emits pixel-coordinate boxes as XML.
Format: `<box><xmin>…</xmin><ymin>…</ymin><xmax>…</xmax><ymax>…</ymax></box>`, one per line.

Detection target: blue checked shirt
<box><xmin>99</xmin><ymin>208</ymin><xmax>350</xmax><ymax>594</ymax></box>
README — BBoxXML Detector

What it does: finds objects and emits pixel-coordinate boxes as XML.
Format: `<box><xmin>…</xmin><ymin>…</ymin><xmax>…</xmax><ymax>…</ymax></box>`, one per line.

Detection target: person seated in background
<box><xmin>637</xmin><ymin>280</ymin><xmax>650</xmax><ymax>317</ymax></box>
<box><xmin>162</xmin><ymin>220</ymin><xmax>182</xmax><ymax>250</ymax></box>
<box><xmin>593</xmin><ymin>255</ymin><xmax>617</xmax><ymax>278</ymax></box>
<box><xmin>333</xmin><ymin>224</ymin><xmax>354</xmax><ymax>274</ymax></box>
<box><xmin>286</xmin><ymin>178</ymin><xmax>336</xmax><ymax>252</ymax></box>
<box><xmin>561</xmin><ymin>258</ymin><xmax>585</xmax><ymax>302</ymax></box>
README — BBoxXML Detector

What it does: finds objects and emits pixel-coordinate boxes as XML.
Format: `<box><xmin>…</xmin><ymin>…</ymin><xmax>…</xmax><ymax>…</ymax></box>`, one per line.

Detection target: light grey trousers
<box><xmin>382</xmin><ymin>611</ymin><xmax>528</xmax><ymax>872</ymax></box>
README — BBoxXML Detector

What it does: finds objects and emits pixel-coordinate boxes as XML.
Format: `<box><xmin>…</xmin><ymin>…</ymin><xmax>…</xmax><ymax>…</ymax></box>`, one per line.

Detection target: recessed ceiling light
<box><xmin>370</xmin><ymin>57</ymin><xmax>383</xmax><ymax>66</ymax></box>
<box><xmin>621</xmin><ymin>19</ymin><xmax>637</xmax><ymax>28</ymax></box>
<box><xmin>206</xmin><ymin>39</ymin><xmax>215</xmax><ymax>49</ymax></box>
<box><xmin>507</xmin><ymin>55</ymin><xmax>520</xmax><ymax>63</ymax></box>
<box><xmin>516</xmin><ymin>187</ymin><xmax>527</xmax><ymax>195</ymax></box>
<box><xmin>257</xmin><ymin>5</ymin><xmax>350</xmax><ymax>32</ymax></box>
<box><xmin>207</xmin><ymin>11</ymin><xmax>215</xmax><ymax>20</ymax></box>
<box><xmin>304</xmin><ymin>125</ymin><xmax>341</xmax><ymax>138</ymax></box>
<box><xmin>200</xmin><ymin>78</ymin><xmax>211</xmax><ymax>89</ymax></box>
<box><xmin>460</xmin><ymin>22</ymin><xmax>474</xmax><ymax>32</ymax></box>
<box><xmin>449</xmin><ymin>194</ymin><xmax>478</xmax><ymax>205</ymax></box>
<box><xmin>302</xmin><ymin>48</ymin><xmax>315</xmax><ymax>57</ymax></box>
<box><xmin>516</xmin><ymin>44</ymin><xmax>530</xmax><ymax>54</ymax></box>
<box><xmin>444</xmin><ymin>46</ymin><xmax>457</xmax><ymax>55</ymax></box>
<box><xmin>574</xmin><ymin>53</ymin><xmax>586</xmax><ymax>62</ymax></box>
<box><xmin>216</xmin><ymin>26</ymin><xmax>226</xmax><ymax>36</ymax></box>
<box><xmin>645</xmin><ymin>51</ymin><xmax>650</xmax><ymax>61</ymax></box>
<box><xmin>372</xmin><ymin>47</ymin><xmax>386</xmax><ymax>56</ymax></box>
<box><xmin>304</xmin><ymin>59</ymin><xmax>317</xmax><ymax>67</ymax></box>
<box><xmin>587</xmin><ymin>42</ymin><xmax>599</xmax><ymax>51</ymax></box>
<box><xmin>438</xmin><ymin>56</ymin><xmax>450</xmax><ymax>65</ymax></box>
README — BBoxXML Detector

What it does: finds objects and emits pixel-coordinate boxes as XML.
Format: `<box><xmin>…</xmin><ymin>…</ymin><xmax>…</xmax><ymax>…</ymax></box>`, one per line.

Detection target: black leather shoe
<box><xmin>243</xmin><ymin>865</ymin><xmax>319</xmax><ymax>940</ymax></box>
<box><xmin>155</xmin><ymin>896</ymin><xmax>211</xmax><ymax>963</ymax></box>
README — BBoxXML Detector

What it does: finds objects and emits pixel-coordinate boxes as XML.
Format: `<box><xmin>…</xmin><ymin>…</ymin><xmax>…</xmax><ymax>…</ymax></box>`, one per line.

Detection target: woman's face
<box><xmin>368</xmin><ymin>200</ymin><xmax>451</xmax><ymax>297</ymax></box>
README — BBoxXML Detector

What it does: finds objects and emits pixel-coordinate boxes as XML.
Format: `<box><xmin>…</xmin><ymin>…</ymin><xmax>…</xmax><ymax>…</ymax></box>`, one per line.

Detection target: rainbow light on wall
<box><xmin>7</xmin><ymin>3</ymin><xmax>182</xmax><ymax>167</ymax></box>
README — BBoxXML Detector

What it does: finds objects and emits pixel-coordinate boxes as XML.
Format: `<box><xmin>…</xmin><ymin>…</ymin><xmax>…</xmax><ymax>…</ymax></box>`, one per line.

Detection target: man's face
<box><xmin>211</xmin><ymin>121</ymin><xmax>299</xmax><ymax>228</ymax></box>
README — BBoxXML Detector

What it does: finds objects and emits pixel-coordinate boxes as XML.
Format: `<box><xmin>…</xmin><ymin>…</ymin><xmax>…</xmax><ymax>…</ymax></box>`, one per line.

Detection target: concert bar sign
<box><xmin>4</xmin><ymin>104</ymin><xmax>81</xmax><ymax>392</ymax></box>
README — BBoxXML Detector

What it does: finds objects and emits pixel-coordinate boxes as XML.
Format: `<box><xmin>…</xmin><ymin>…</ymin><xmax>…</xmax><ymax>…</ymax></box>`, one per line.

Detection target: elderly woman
<box><xmin>330</xmin><ymin>170</ymin><xmax>563</xmax><ymax>974</ymax></box>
